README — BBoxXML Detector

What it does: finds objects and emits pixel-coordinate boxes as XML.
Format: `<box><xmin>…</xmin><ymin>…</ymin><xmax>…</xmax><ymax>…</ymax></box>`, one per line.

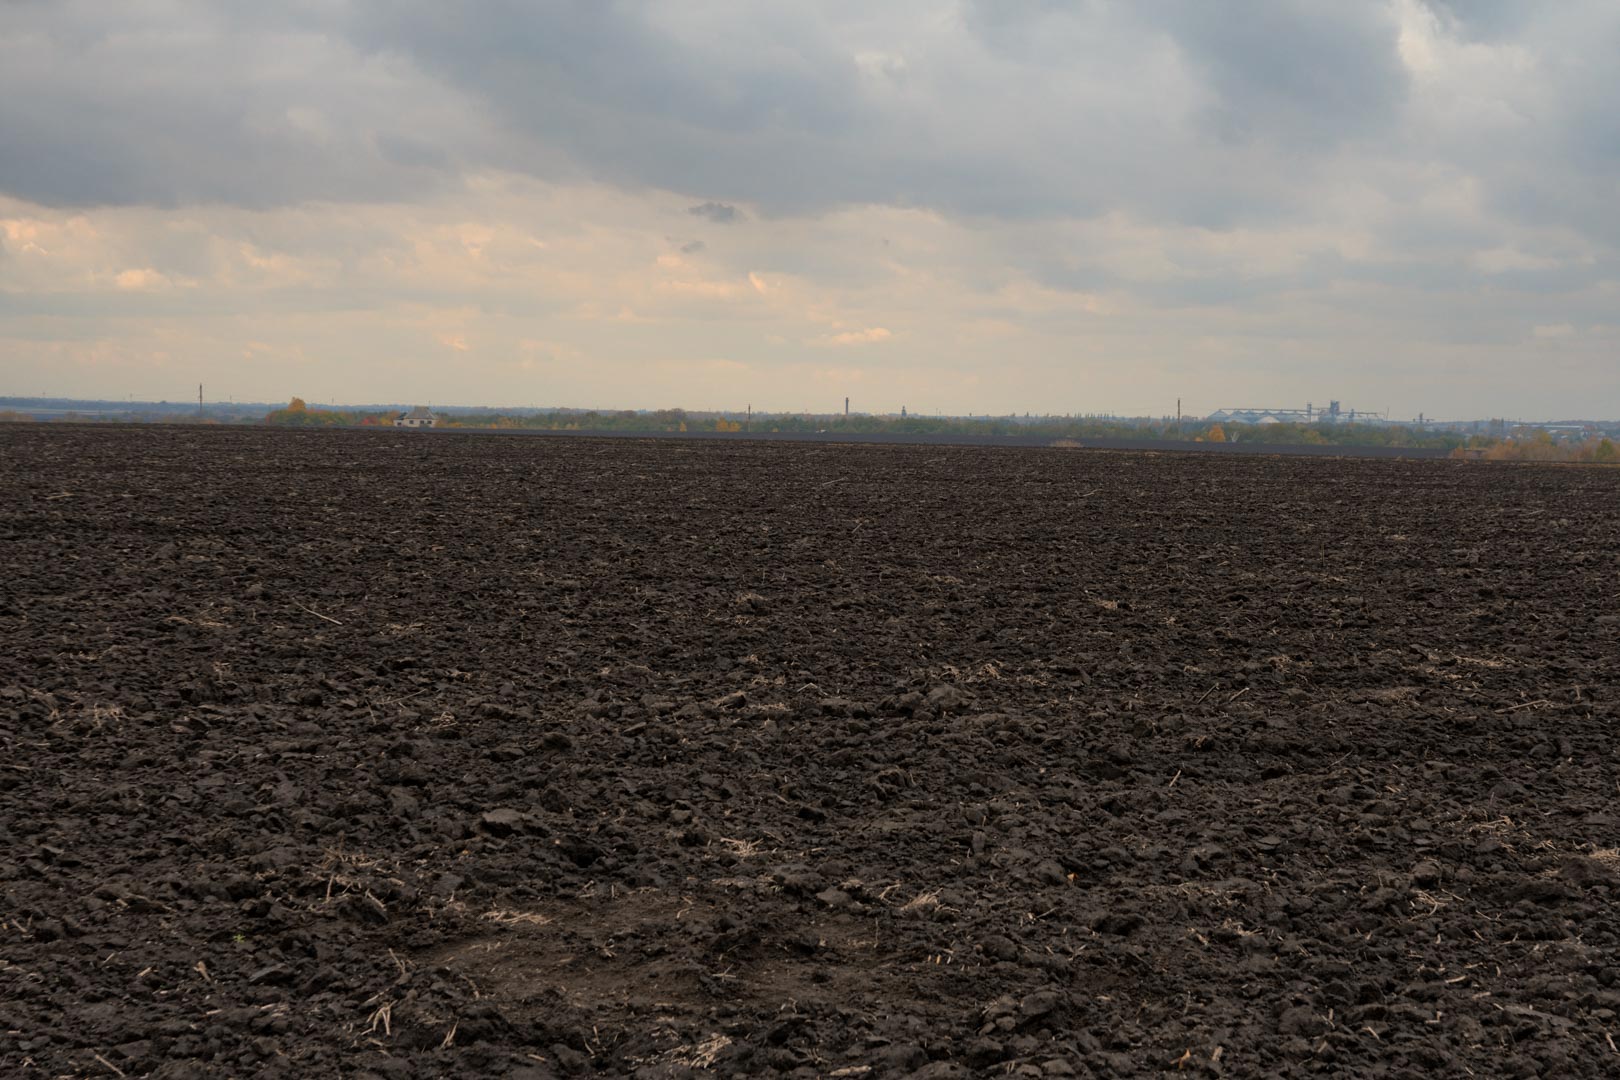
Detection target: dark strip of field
<box><xmin>8</xmin><ymin>420</ymin><xmax>1457</xmax><ymax>457</ymax></box>
<box><xmin>388</xmin><ymin>424</ymin><xmax>1458</xmax><ymax>458</ymax></box>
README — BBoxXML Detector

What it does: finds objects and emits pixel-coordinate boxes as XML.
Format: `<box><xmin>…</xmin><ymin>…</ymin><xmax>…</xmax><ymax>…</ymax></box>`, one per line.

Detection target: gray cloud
<box><xmin>1161</xmin><ymin>1</ymin><xmax>1409</xmax><ymax>146</ymax></box>
<box><xmin>1423</xmin><ymin>0</ymin><xmax>1534</xmax><ymax>41</ymax></box>
<box><xmin>3</xmin><ymin>0</ymin><xmax>1620</xmax><ymax>348</ymax></box>
<box><xmin>0</xmin><ymin>1</ymin><xmax>478</xmax><ymax>209</ymax></box>
<box><xmin>0</xmin><ymin>0</ymin><xmax>1608</xmax><ymax>240</ymax></box>
<box><xmin>0</xmin><ymin>1</ymin><xmax>1408</xmax><ymax>224</ymax></box>
<box><xmin>688</xmin><ymin>202</ymin><xmax>740</xmax><ymax>224</ymax></box>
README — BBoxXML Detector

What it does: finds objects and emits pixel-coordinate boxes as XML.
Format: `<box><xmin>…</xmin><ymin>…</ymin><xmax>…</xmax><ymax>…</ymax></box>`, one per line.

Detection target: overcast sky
<box><xmin>2</xmin><ymin>1</ymin><xmax>1617</xmax><ymax>419</ymax></box>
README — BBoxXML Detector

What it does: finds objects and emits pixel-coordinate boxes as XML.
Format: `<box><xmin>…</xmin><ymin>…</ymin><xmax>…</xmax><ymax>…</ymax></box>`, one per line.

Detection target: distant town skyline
<box><xmin>10</xmin><ymin>392</ymin><xmax>1614</xmax><ymax>429</ymax></box>
<box><xmin>5</xmin><ymin>3</ymin><xmax>1620</xmax><ymax>418</ymax></box>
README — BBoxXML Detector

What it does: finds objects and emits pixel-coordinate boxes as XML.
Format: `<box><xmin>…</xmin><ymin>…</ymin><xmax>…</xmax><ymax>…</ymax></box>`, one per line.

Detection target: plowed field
<box><xmin>3</xmin><ymin>425</ymin><xmax>1619</xmax><ymax>1078</ymax></box>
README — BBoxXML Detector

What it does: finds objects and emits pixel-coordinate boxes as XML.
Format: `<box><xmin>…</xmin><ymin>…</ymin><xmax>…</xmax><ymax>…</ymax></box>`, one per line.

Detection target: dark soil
<box><xmin>3</xmin><ymin>424</ymin><xmax>1619</xmax><ymax>1079</ymax></box>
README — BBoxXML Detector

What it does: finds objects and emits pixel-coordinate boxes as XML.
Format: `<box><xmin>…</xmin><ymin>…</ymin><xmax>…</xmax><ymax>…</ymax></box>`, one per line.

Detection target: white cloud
<box><xmin>812</xmin><ymin>327</ymin><xmax>893</xmax><ymax>348</ymax></box>
<box><xmin>114</xmin><ymin>267</ymin><xmax>173</xmax><ymax>291</ymax></box>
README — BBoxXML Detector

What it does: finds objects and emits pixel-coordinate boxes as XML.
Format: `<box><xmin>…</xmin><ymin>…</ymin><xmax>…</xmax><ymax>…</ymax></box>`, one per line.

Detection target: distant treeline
<box><xmin>262</xmin><ymin>399</ymin><xmax>397</xmax><ymax>427</ymax></box>
<box><xmin>260</xmin><ymin>399</ymin><xmax>1480</xmax><ymax>450</ymax></box>
<box><xmin>15</xmin><ymin>398</ymin><xmax>1606</xmax><ymax>462</ymax></box>
<box><xmin>1455</xmin><ymin>431</ymin><xmax>1617</xmax><ymax>464</ymax></box>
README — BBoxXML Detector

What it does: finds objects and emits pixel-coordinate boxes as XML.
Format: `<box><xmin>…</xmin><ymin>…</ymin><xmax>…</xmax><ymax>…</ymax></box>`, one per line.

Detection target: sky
<box><xmin>2</xmin><ymin>1</ymin><xmax>1618</xmax><ymax>420</ymax></box>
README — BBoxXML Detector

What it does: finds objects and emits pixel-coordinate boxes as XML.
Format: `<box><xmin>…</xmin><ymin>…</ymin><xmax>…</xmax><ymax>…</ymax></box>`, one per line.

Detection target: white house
<box><xmin>395</xmin><ymin>406</ymin><xmax>438</xmax><ymax>429</ymax></box>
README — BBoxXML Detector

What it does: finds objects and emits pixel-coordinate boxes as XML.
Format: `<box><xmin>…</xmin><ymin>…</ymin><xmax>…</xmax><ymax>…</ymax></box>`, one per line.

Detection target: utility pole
<box><xmin>198</xmin><ymin>383</ymin><xmax>203</xmax><ymax>417</ymax></box>
<box><xmin>1176</xmin><ymin>398</ymin><xmax>1181</xmax><ymax>438</ymax></box>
